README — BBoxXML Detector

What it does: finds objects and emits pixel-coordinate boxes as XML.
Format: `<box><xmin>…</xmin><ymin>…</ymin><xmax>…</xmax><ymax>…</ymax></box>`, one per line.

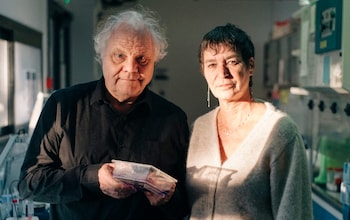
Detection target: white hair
<box><xmin>94</xmin><ymin>6</ymin><xmax>168</xmax><ymax>64</ymax></box>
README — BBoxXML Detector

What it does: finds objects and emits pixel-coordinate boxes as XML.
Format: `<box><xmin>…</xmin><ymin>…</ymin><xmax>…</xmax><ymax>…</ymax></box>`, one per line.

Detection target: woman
<box><xmin>186</xmin><ymin>23</ymin><xmax>312</xmax><ymax>220</ymax></box>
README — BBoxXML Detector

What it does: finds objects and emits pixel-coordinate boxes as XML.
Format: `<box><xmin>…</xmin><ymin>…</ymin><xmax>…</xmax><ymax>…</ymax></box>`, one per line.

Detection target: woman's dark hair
<box><xmin>198</xmin><ymin>23</ymin><xmax>255</xmax><ymax>68</ymax></box>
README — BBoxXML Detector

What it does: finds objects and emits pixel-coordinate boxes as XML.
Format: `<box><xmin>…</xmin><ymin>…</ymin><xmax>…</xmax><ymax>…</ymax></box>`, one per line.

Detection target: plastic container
<box><xmin>314</xmin><ymin>135</ymin><xmax>348</xmax><ymax>185</ymax></box>
<box><xmin>344</xmin><ymin>162</ymin><xmax>350</xmax><ymax>184</ymax></box>
<box><xmin>327</xmin><ymin>167</ymin><xmax>343</xmax><ymax>192</ymax></box>
<box><xmin>112</xmin><ymin>160</ymin><xmax>177</xmax><ymax>195</ymax></box>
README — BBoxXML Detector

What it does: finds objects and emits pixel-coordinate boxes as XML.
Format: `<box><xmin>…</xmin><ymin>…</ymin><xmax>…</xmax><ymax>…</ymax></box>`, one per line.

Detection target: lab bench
<box><xmin>0</xmin><ymin>134</ymin><xmax>48</xmax><ymax>220</ymax></box>
<box><xmin>312</xmin><ymin>183</ymin><xmax>343</xmax><ymax>220</ymax></box>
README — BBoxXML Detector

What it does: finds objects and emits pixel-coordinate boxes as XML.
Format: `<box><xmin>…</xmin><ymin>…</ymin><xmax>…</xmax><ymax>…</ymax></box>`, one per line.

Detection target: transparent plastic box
<box><xmin>112</xmin><ymin>160</ymin><xmax>177</xmax><ymax>195</ymax></box>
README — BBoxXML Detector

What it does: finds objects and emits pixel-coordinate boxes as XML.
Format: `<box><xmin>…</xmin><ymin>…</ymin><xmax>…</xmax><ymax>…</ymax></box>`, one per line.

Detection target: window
<box><xmin>0</xmin><ymin>28</ymin><xmax>14</xmax><ymax>136</ymax></box>
<box><xmin>0</xmin><ymin>39</ymin><xmax>9</xmax><ymax>127</ymax></box>
<box><xmin>0</xmin><ymin>15</ymin><xmax>42</xmax><ymax>137</ymax></box>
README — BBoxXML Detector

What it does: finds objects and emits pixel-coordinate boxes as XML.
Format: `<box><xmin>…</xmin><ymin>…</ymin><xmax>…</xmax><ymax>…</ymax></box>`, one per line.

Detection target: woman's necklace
<box><xmin>218</xmin><ymin>107</ymin><xmax>252</xmax><ymax>136</ymax></box>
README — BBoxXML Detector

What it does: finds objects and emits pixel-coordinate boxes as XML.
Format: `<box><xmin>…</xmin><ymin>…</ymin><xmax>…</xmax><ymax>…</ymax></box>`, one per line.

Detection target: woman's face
<box><xmin>101</xmin><ymin>24</ymin><xmax>155</xmax><ymax>103</ymax></box>
<box><xmin>201</xmin><ymin>44</ymin><xmax>254</xmax><ymax>102</ymax></box>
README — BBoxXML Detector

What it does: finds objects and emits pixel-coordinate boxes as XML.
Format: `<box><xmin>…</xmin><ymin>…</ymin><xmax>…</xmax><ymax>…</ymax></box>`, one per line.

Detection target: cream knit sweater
<box><xmin>186</xmin><ymin>102</ymin><xmax>313</xmax><ymax>220</ymax></box>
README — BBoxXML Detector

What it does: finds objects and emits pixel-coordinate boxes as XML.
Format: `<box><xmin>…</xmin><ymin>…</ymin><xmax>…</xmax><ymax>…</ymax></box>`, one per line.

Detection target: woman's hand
<box><xmin>144</xmin><ymin>182</ymin><xmax>175</xmax><ymax>206</ymax></box>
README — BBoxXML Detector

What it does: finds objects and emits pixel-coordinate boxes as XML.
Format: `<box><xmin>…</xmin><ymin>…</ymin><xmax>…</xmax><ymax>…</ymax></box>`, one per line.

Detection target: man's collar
<box><xmin>90</xmin><ymin>77</ymin><xmax>152</xmax><ymax>112</ymax></box>
<box><xmin>90</xmin><ymin>78</ymin><xmax>105</xmax><ymax>105</ymax></box>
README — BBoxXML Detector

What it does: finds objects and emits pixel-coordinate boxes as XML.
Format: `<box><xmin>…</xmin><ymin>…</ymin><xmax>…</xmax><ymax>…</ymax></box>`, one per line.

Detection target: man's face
<box><xmin>102</xmin><ymin>24</ymin><xmax>155</xmax><ymax>103</ymax></box>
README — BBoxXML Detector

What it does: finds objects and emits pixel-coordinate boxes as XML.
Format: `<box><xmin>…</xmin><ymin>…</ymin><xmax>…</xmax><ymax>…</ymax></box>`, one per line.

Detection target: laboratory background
<box><xmin>0</xmin><ymin>0</ymin><xmax>350</xmax><ymax>219</ymax></box>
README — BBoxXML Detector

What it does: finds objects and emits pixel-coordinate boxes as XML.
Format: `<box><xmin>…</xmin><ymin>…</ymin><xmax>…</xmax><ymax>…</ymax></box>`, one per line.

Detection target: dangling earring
<box><xmin>207</xmin><ymin>86</ymin><xmax>211</xmax><ymax>108</ymax></box>
<box><xmin>249</xmin><ymin>75</ymin><xmax>253</xmax><ymax>100</ymax></box>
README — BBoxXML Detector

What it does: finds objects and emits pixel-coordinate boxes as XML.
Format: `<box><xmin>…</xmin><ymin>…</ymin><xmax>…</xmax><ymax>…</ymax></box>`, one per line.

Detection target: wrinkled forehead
<box><xmin>206</xmin><ymin>42</ymin><xmax>236</xmax><ymax>53</ymax></box>
<box><xmin>109</xmin><ymin>24</ymin><xmax>154</xmax><ymax>52</ymax></box>
<box><xmin>114</xmin><ymin>23</ymin><xmax>152</xmax><ymax>40</ymax></box>
<box><xmin>201</xmin><ymin>42</ymin><xmax>240</xmax><ymax>60</ymax></box>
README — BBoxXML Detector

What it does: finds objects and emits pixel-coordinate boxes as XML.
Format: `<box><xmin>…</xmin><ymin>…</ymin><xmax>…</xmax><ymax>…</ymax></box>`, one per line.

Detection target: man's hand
<box><xmin>98</xmin><ymin>163</ymin><xmax>137</xmax><ymax>199</ymax></box>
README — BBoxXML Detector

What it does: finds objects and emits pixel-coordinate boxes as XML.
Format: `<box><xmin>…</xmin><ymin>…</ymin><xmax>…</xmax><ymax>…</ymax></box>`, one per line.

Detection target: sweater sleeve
<box><xmin>269</xmin><ymin>117</ymin><xmax>313</xmax><ymax>220</ymax></box>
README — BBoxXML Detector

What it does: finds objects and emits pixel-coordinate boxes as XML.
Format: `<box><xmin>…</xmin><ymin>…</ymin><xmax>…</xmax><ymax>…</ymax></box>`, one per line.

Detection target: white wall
<box><xmin>139</xmin><ymin>0</ymin><xmax>277</xmax><ymax>124</ymax></box>
<box><xmin>0</xmin><ymin>0</ymin><xmax>301</xmax><ymax>125</ymax></box>
<box><xmin>174</xmin><ymin>1</ymin><xmax>294</xmax><ymax>122</ymax></box>
<box><xmin>58</xmin><ymin>0</ymin><xmax>97</xmax><ymax>85</ymax></box>
<box><xmin>108</xmin><ymin>0</ymin><xmax>300</xmax><ymax>124</ymax></box>
<box><xmin>0</xmin><ymin>0</ymin><xmax>46</xmax><ymax>32</ymax></box>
